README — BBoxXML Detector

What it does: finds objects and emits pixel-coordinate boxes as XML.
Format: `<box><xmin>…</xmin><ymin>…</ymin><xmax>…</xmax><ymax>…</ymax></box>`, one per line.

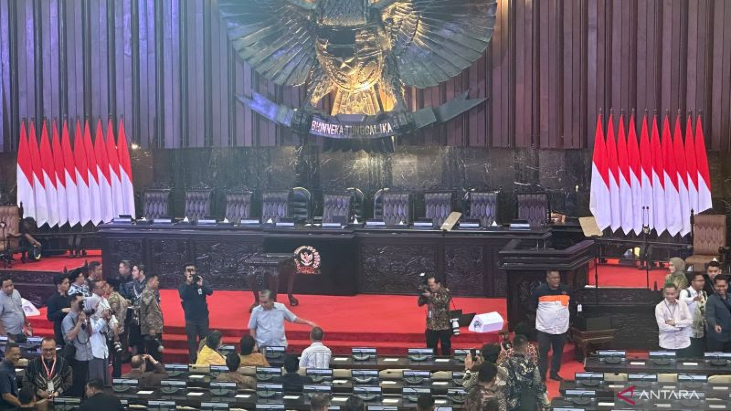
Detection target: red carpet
<box><xmin>587</xmin><ymin>262</ymin><xmax>668</xmax><ymax>288</ymax></box>
<box><xmin>30</xmin><ymin>291</ymin><xmax>507</xmax><ymax>361</ymax></box>
<box><xmin>1</xmin><ymin>250</ymin><xmax>101</xmax><ymax>273</ymax></box>
<box><xmin>27</xmin><ymin>290</ymin><xmax>582</xmax><ymax>398</ymax></box>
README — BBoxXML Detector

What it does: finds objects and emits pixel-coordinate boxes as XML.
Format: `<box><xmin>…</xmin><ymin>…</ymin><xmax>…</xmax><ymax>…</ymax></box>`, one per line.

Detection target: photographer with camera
<box><xmin>178</xmin><ymin>262</ymin><xmax>213</xmax><ymax>363</ymax></box>
<box><xmin>62</xmin><ymin>293</ymin><xmax>93</xmax><ymax>397</ymax></box>
<box><xmin>417</xmin><ymin>275</ymin><xmax>452</xmax><ymax>355</ymax></box>
<box><xmin>139</xmin><ymin>274</ymin><xmax>164</xmax><ymax>362</ymax></box>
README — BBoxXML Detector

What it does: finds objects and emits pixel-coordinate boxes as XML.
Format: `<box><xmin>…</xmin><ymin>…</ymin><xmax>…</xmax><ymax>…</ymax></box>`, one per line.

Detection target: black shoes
<box><xmin>549</xmin><ymin>373</ymin><xmax>564</xmax><ymax>381</ymax></box>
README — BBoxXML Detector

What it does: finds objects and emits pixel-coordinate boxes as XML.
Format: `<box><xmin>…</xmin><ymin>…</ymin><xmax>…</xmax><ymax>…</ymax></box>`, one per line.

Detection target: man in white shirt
<box><xmin>655</xmin><ymin>284</ymin><xmax>693</xmax><ymax>357</ymax></box>
<box><xmin>87</xmin><ymin>281</ymin><xmax>113</xmax><ymax>385</ymax></box>
<box><xmin>299</xmin><ymin>327</ymin><xmax>331</xmax><ymax>369</ymax></box>
<box><xmin>679</xmin><ymin>272</ymin><xmax>707</xmax><ymax>358</ymax></box>
<box><xmin>248</xmin><ymin>289</ymin><xmax>317</xmax><ymax>349</ymax></box>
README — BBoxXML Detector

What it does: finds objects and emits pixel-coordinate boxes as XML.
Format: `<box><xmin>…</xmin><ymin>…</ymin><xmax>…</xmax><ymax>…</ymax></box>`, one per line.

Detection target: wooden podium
<box><xmin>498</xmin><ymin>238</ymin><xmax>594</xmax><ymax>330</ymax></box>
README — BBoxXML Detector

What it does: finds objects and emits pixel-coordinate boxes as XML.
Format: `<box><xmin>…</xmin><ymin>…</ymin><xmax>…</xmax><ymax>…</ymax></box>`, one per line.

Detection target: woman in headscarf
<box><xmin>665</xmin><ymin>257</ymin><xmax>689</xmax><ymax>290</ymax></box>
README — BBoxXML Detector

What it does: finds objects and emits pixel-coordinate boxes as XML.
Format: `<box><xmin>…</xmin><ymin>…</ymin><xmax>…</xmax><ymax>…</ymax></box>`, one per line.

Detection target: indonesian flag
<box><xmin>662</xmin><ymin>115</ymin><xmax>682</xmax><ymax>236</ymax></box>
<box><xmin>106</xmin><ymin>120</ymin><xmax>124</xmax><ymax>219</ymax></box>
<box><xmin>51</xmin><ymin>120</ymin><xmax>69</xmax><ymax>226</ymax></box>
<box><xmin>83</xmin><ymin>120</ymin><xmax>102</xmax><ymax>225</ymax></box>
<box><xmin>639</xmin><ymin>115</ymin><xmax>654</xmax><ymax>230</ymax></box>
<box><xmin>695</xmin><ymin>116</ymin><xmax>712</xmax><ymax>213</ymax></box>
<box><xmin>117</xmin><ymin>119</ymin><xmax>136</xmax><ymax>218</ymax></box>
<box><xmin>650</xmin><ymin>115</ymin><xmax>666</xmax><ymax>234</ymax></box>
<box><xmin>39</xmin><ymin>121</ymin><xmax>60</xmax><ymax>228</ymax></box>
<box><xmin>28</xmin><ymin>123</ymin><xmax>48</xmax><ymax>226</ymax></box>
<box><xmin>94</xmin><ymin>120</ymin><xmax>113</xmax><ymax>223</ymax></box>
<box><xmin>61</xmin><ymin>120</ymin><xmax>80</xmax><ymax>226</ymax></box>
<box><xmin>627</xmin><ymin>114</ymin><xmax>643</xmax><ymax>234</ymax></box>
<box><xmin>684</xmin><ymin>115</ymin><xmax>699</xmax><ymax>214</ymax></box>
<box><xmin>605</xmin><ymin>114</ymin><xmax>622</xmax><ymax>232</ymax></box>
<box><xmin>589</xmin><ymin>114</ymin><xmax>611</xmax><ymax>231</ymax></box>
<box><xmin>673</xmin><ymin>115</ymin><xmax>691</xmax><ymax>236</ymax></box>
<box><xmin>73</xmin><ymin>120</ymin><xmax>92</xmax><ymax>226</ymax></box>
<box><xmin>16</xmin><ymin>121</ymin><xmax>36</xmax><ymax>218</ymax></box>
<box><xmin>616</xmin><ymin>115</ymin><xmax>633</xmax><ymax>234</ymax></box>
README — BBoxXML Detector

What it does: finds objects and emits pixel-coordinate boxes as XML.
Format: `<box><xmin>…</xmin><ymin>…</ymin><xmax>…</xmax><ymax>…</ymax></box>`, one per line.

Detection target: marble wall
<box><xmin>1</xmin><ymin>146</ymin><xmax>730</xmax><ymax>224</ymax></box>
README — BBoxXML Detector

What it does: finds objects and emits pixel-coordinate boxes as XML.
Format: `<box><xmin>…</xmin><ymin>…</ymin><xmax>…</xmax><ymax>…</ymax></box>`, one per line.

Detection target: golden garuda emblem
<box><xmin>219</xmin><ymin>0</ymin><xmax>498</xmax><ymax>143</ymax></box>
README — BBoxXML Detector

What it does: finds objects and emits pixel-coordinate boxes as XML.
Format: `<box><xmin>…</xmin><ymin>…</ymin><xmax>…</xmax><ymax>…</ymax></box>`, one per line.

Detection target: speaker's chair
<box><xmin>381</xmin><ymin>192</ymin><xmax>412</xmax><ymax>226</ymax></box>
<box><xmin>289</xmin><ymin>187</ymin><xmax>312</xmax><ymax>223</ymax></box>
<box><xmin>224</xmin><ymin>190</ymin><xmax>253</xmax><ymax>222</ymax></box>
<box><xmin>468</xmin><ymin>191</ymin><xmax>498</xmax><ymax>227</ymax></box>
<box><xmin>261</xmin><ymin>191</ymin><xmax>290</xmax><ymax>223</ymax></box>
<box><xmin>184</xmin><ymin>189</ymin><xmax>212</xmax><ymax>222</ymax></box>
<box><xmin>322</xmin><ymin>193</ymin><xmax>352</xmax><ymax>224</ymax></box>
<box><xmin>143</xmin><ymin>189</ymin><xmax>171</xmax><ymax>220</ymax></box>
<box><xmin>517</xmin><ymin>193</ymin><xmax>549</xmax><ymax>227</ymax></box>
<box><xmin>424</xmin><ymin>191</ymin><xmax>453</xmax><ymax>227</ymax></box>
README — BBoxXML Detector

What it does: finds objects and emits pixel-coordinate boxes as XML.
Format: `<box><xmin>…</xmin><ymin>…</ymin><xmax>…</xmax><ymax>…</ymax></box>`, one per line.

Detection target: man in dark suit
<box><xmin>275</xmin><ymin>354</ymin><xmax>312</xmax><ymax>393</ymax></box>
<box><xmin>122</xmin><ymin>354</ymin><xmax>168</xmax><ymax>387</ymax></box>
<box><xmin>705</xmin><ymin>275</ymin><xmax>731</xmax><ymax>352</ymax></box>
<box><xmin>79</xmin><ymin>379</ymin><xmax>123</xmax><ymax>411</ymax></box>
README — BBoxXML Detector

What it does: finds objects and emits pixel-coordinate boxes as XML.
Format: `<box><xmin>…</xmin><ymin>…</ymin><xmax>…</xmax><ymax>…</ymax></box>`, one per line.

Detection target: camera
<box><xmin>79</xmin><ymin>300</ymin><xmax>96</xmax><ymax>317</ymax></box>
<box><xmin>154</xmin><ymin>337</ymin><xmax>165</xmax><ymax>353</ymax></box>
<box><xmin>417</xmin><ymin>284</ymin><xmax>430</xmax><ymax>304</ymax></box>
<box><xmin>451</xmin><ymin>317</ymin><xmax>461</xmax><ymax>336</ymax></box>
<box><xmin>114</xmin><ymin>341</ymin><xmax>123</xmax><ymax>353</ymax></box>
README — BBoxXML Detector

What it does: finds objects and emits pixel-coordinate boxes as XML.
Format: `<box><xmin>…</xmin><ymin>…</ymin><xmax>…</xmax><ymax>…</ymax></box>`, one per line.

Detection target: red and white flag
<box><xmin>73</xmin><ymin>120</ymin><xmax>92</xmax><ymax>226</ymax></box>
<box><xmin>684</xmin><ymin>115</ymin><xmax>699</xmax><ymax>214</ymax></box>
<box><xmin>639</xmin><ymin>114</ymin><xmax>654</xmax><ymax>230</ymax></box>
<box><xmin>695</xmin><ymin>116</ymin><xmax>712</xmax><ymax>213</ymax></box>
<box><xmin>28</xmin><ymin>123</ymin><xmax>48</xmax><ymax>226</ymax></box>
<box><xmin>94</xmin><ymin>120</ymin><xmax>113</xmax><ymax>223</ymax></box>
<box><xmin>627</xmin><ymin>114</ymin><xmax>643</xmax><ymax>234</ymax></box>
<box><xmin>605</xmin><ymin>114</ymin><xmax>621</xmax><ymax>232</ymax></box>
<box><xmin>16</xmin><ymin>121</ymin><xmax>36</xmax><ymax>218</ymax></box>
<box><xmin>51</xmin><ymin>120</ymin><xmax>69</xmax><ymax>226</ymax></box>
<box><xmin>650</xmin><ymin>115</ymin><xmax>666</xmax><ymax>234</ymax></box>
<box><xmin>662</xmin><ymin>115</ymin><xmax>682</xmax><ymax>236</ymax></box>
<box><xmin>83</xmin><ymin>120</ymin><xmax>102</xmax><ymax>225</ymax></box>
<box><xmin>39</xmin><ymin>121</ymin><xmax>60</xmax><ymax>228</ymax></box>
<box><xmin>106</xmin><ymin>120</ymin><xmax>123</xmax><ymax>219</ymax></box>
<box><xmin>589</xmin><ymin>114</ymin><xmax>611</xmax><ymax>231</ymax></box>
<box><xmin>616</xmin><ymin>115</ymin><xmax>633</xmax><ymax>234</ymax></box>
<box><xmin>673</xmin><ymin>115</ymin><xmax>691</xmax><ymax>236</ymax></box>
<box><xmin>61</xmin><ymin>120</ymin><xmax>80</xmax><ymax>226</ymax></box>
<box><xmin>117</xmin><ymin>119</ymin><xmax>136</xmax><ymax>218</ymax></box>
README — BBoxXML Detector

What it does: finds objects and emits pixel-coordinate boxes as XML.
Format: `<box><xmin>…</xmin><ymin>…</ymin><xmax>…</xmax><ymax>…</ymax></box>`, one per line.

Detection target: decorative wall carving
<box><xmin>150</xmin><ymin>240</ymin><xmax>190</xmax><ymax>289</ymax></box>
<box><xmin>193</xmin><ymin>240</ymin><xmax>263</xmax><ymax>290</ymax></box>
<box><xmin>359</xmin><ymin>244</ymin><xmax>437</xmax><ymax>294</ymax></box>
<box><xmin>104</xmin><ymin>239</ymin><xmax>144</xmax><ymax>278</ymax></box>
<box><xmin>444</xmin><ymin>245</ymin><xmax>484</xmax><ymax>296</ymax></box>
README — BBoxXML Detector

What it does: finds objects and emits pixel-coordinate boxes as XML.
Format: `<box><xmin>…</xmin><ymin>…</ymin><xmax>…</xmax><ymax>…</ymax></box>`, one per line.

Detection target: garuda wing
<box><xmin>218</xmin><ymin>0</ymin><xmax>318</xmax><ymax>86</ymax></box>
<box><xmin>376</xmin><ymin>0</ymin><xmax>498</xmax><ymax>89</ymax></box>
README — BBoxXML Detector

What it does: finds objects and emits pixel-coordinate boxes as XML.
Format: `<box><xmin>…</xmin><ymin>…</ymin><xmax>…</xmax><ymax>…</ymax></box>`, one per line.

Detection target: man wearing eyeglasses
<box><xmin>22</xmin><ymin>337</ymin><xmax>72</xmax><ymax>400</ymax></box>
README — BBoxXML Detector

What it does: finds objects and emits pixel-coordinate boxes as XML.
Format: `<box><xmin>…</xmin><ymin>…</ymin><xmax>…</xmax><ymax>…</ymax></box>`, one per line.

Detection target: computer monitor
<box><xmin>407</xmin><ymin>348</ymin><xmax>434</xmax><ymax>362</ymax></box>
<box><xmin>164</xmin><ymin>364</ymin><xmax>188</xmax><ymax>377</ymax></box>
<box><xmin>160</xmin><ymin>380</ymin><xmax>187</xmax><ymax>395</ymax></box>
<box><xmin>256</xmin><ymin>383</ymin><xmax>283</xmax><ymax>399</ymax></box>
<box><xmin>352</xmin><ymin>347</ymin><xmax>377</xmax><ymax>361</ymax></box>
<box><xmin>351</xmin><ymin>369</ymin><xmax>379</xmax><ymax>384</ymax></box>
<box><xmin>353</xmin><ymin>385</ymin><xmax>382</xmax><ymax>401</ymax></box>
<box><xmin>403</xmin><ymin>370</ymin><xmax>431</xmax><ymax>385</ymax></box>
<box><xmin>306</xmin><ymin>368</ymin><xmax>334</xmax><ymax>383</ymax></box>
<box><xmin>112</xmin><ymin>378</ymin><xmax>139</xmax><ymax>393</ymax></box>
<box><xmin>210</xmin><ymin>382</ymin><xmax>237</xmax><ymax>396</ymax></box>
<box><xmin>402</xmin><ymin>387</ymin><xmax>431</xmax><ymax>402</ymax></box>
<box><xmin>201</xmin><ymin>402</ymin><xmax>230</xmax><ymax>411</ymax></box>
<box><xmin>256</xmin><ymin>366</ymin><xmax>282</xmax><ymax>381</ymax></box>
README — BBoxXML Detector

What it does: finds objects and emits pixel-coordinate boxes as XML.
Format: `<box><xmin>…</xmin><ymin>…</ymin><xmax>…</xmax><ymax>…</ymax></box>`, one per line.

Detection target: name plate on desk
<box><xmin>275</xmin><ymin>221</ymin><xmax>295</xmax><ymax>228</ymax></box>
<box><xmin>413</xmin><ymin>221</ymin><xmax>434</xmax><ymax>228</ymax></box>
<box><xmin>322</xmin><ymin>223</ymin><xmax>343</xmax><ymax>228</ymax></box>
<box><xmin>366</xmin><ymin>220</ymin><xmax>386</xmax><ymax>227</ymax></box>
<box><xmin>153</xmin><ymin>218</ymin><xmax>173</xmax><ymax>224</ymax></box>
<box><xmin>111</xmin><ymin>217</ymin><xmax>134</xmax><ymax>224</ymax></box>
<box><xmin>240</xmin><ymin>219</ymin><xmax>260</xmax><ymax>226</ymax></box>
<box><xmin>196</xmin><ymin>219</ymin><xmax>217</xmax><ymax>225</ymax></box>
<box><xmin>508</xmin><ymin>223</ymin><xmax>531</xmax><ymax>230</ymax></box>
<box><xmin>458</xmin><ymin>222</ymin><xmax>480</xmax><ymax>229</ymax></box>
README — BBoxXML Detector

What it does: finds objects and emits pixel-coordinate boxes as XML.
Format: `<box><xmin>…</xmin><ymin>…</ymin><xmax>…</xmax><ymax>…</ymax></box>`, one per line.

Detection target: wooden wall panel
<box><xmin>1</xmin><ymin>0</ymin><xmax>730</xmax><ymax>152</ymax></box>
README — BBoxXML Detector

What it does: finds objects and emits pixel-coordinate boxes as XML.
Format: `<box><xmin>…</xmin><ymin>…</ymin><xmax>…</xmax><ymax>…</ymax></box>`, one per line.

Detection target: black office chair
<box><xmin>347</xmin><ymin>187</ymin><xmax>365</xmax><ymax>222</ymax></box>
<box><xmin>373</xmin><ymin>188</ymin><xmax>390</xmax><ymax>220</ymax></box>
<box><xmin>289</xmin><ymin>187</ymin><xmax>312</xmax><ymax>223</ymax></box>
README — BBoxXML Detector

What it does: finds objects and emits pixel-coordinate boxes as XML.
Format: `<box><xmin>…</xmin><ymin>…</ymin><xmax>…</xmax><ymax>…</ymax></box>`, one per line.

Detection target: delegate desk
<box><xmin>97</xmin><ymin>222</ymin><xmax>572</xmax><ymax>297</ymax></box>
<box><xmin>584</xmin><ymin>357</ymin><xmax>731</xmax><ymax>376</ymax></box>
